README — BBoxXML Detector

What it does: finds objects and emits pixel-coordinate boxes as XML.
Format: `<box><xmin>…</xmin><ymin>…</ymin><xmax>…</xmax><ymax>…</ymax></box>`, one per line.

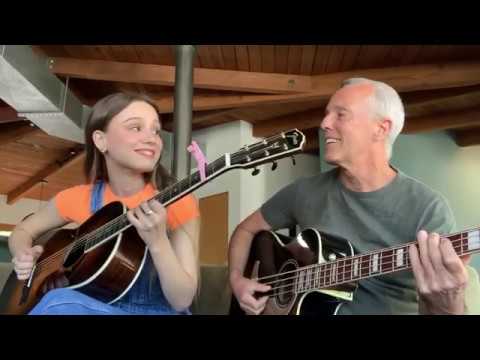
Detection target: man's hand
<box><xmin>409</xmin><ymin>230</ymin><xmax>470</xmax><ymax>314</ymax></box>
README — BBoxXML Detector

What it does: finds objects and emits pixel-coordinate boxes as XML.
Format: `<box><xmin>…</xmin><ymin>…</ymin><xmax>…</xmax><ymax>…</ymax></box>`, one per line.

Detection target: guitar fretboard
<box><xmin>293</xmin><ymin>228</ymin><xmax>480</xmax><ymax>294</ymax></box>
<box><xmin>83</xmin><ymin>156</ymin><xmax>228</xmax><ymax>250</ymax></box>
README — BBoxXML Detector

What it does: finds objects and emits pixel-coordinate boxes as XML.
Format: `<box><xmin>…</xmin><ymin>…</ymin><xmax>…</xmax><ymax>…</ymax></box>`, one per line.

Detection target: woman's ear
<box><xmin>92</xmin><ymin>130</ymin><xmax>107</xmax><ymax>154</ymax></box>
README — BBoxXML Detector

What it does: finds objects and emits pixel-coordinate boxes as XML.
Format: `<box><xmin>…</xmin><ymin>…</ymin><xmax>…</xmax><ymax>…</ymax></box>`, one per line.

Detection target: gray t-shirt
<box><xmin>261</xmin><ymin>167</ymin><xmax>456</xmax><ymax>315</ymax></box>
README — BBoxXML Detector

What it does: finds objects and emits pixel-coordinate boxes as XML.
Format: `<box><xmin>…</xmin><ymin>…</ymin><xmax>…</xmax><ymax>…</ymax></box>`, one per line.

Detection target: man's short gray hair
<box><xmin>341</xmin><ymin>77</ymin><xmax>405</xmax><ymax>159</ymax></box>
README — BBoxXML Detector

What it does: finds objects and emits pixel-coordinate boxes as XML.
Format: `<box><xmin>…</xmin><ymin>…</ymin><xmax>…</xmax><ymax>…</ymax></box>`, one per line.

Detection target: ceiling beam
<box><xmin>49</xmin><ymin>57</ymin><xmax>312</xmax><ymax>94</ymax></box>
<box><xmin>6</xmin><ymin>150</ymin><xmax>85</xmax><ymax>205</ymax></box>
<box><xmin>253</xmin><ymin>91</ymin><xmax>480</xmax><ymax>138</ymax></box>
<box><xmin>452</xmin><ymin>128</ymin><xmax>480</xmax><ymax>147</ymax></box>
<box><xmin>153</xmin><ymin>93</ymin><xmax>308</xmax><ymax>114</ymax></box>
<box><xmin>0</xmin><ymin>107</ymin><xmax>26</xmax><ymax>124</ymax></box>
<box><xmin>0</xmin><ymin>123</ymin><xmax>39</xmax><ymax>147</ymax></box>
<box><xmin>311</xmin><ymin>61</ymin><xmax>480</xmax><ymax>93</ymax></box>
<box><xmin>404</xmin><ymin>107</ymin><xmax>480</xmax><ymax>134</ymax></box>
<box><xmin>405</xmin><ymin>89</ymin><xmax>480</xmax><ymax>118</ymax></box>
<box><xmin>192</xmin><ymin>109</ymin><xmax>235</xmax><ymax>124</ymax></box>
<box><xmin>253</xmin><ymin>108</ymin><xmax>324</xmax><ymax>137</ymax></box>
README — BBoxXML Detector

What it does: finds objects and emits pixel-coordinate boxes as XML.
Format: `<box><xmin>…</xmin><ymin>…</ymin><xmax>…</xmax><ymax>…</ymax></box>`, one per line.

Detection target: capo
<box><xmin>187</xmin><ymin>140</ymin><xmax>207</xmax><ymax>181</ymax></box>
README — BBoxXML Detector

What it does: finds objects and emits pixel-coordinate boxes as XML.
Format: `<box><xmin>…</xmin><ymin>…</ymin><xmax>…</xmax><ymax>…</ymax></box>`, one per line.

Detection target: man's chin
<box><xmin>324</xmin><ymin>156</ymin><xmax>339</xmax><ymax>166</ymax></box>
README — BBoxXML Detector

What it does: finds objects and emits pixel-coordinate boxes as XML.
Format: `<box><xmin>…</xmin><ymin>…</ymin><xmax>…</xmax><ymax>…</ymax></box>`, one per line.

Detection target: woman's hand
<box><xmin>126</xmin><ymin>199</ymin><xmax>169</xmax><ymax>249</ymax></box>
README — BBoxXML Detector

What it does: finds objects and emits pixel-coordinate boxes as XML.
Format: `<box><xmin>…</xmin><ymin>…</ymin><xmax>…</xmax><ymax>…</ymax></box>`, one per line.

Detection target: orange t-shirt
<box><xmin>55</xmin><ymin>183</ymin><xmax>199</xmax><ymax>231</ymax></box>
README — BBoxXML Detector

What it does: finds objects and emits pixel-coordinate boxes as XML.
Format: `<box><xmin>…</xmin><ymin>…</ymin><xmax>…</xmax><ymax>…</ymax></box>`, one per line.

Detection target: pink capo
<box><xmin>187</xmin><ymin>140</ymin><xmax>207</xmax><ymax>181</ymax></box>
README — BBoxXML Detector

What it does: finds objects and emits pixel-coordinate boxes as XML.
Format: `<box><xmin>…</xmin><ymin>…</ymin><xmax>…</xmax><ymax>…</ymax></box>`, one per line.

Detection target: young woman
<box><xmin>8</xmin><ymin>92</ymin><xmax>200</xmax><ymax>315</ymax></box>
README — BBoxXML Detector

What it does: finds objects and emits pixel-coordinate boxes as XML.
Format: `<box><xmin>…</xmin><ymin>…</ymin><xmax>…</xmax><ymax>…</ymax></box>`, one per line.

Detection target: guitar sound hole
<box><xmin>274</xmin><ymin>260</ymin><xmax>298</xmax><ymax>308</ymax></box>
<box><xmin>63</xmin><ymin>243</ymin><xmax>85</xmax><ymax>268</ymax></box>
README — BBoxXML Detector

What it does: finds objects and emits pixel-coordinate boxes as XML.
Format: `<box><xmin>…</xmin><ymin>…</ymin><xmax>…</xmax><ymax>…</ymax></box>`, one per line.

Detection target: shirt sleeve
<box><xmin>167</xmin><ymin>194</ymin><xmax>200</xmax><ymax>231</ymax></box>
<box><xmin>260</xmin><ymin>180</ymin><xmax>300</xmax><ymax>230</ymax></box>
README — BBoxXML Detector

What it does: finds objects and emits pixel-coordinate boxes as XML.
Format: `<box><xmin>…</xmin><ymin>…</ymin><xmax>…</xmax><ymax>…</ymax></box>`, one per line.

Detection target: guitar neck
<box><xmin>85</xmin><ymin>155</ymin><xmax>230</xmax><ymax>245</ymax></box>
<box><xmin>295</xmin><ymin>227</ymin><xmax>480</xmax><ymax>293</ymax></box>
<box><xmin>83</xmin><ymin>129</ymin><xmax>305</xmax><ymax>250</ymax></box>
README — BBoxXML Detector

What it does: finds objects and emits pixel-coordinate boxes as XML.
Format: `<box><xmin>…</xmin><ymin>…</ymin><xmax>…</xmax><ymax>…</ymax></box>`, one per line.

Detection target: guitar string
<box><xmin>255</xmin><ymin>240</ymin><xmax>471</xmax><ymax>298</ymax></box>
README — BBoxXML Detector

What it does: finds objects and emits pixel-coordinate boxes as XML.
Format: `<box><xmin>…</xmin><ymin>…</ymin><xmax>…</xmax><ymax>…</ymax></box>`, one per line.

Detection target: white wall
<box><xmin>192</xmin><ymin>120</ymin><xmax>320</xmax><ymax>239</ymax></box>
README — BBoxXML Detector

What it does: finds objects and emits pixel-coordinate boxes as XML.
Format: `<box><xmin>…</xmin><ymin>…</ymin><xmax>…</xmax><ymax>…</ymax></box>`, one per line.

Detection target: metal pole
<box><xmin>172</xmin><ymin>45</ymin><xmax>195</xmax><ymax>180</ymax></box>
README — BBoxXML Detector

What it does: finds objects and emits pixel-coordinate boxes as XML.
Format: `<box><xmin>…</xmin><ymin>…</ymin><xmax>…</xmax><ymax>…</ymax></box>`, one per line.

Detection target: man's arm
<box><xmin>228</xmin><ymin>210</ymin><xmax>272</xmax><ymax>315</ymax></box>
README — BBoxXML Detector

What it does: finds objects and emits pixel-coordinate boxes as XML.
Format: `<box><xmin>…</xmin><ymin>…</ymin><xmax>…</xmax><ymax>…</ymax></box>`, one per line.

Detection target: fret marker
<box><xmin>396</xmin><ymin>249</ymin><xmax>404</xmax><ymax>267</ymax></box>
<box><xmin>468</xmin><ymin>230</ymin><xmax>480</xmax><ymax>251</ymax></box>
<box><xmin>353</xmin><ymin>259</ymin><xmax>359</xmax><ymax>276</ymax></box>
<box><xmin>372</xmin><ymin>254</ymin><xmax>379</xmax><ymax>273</ymax></box>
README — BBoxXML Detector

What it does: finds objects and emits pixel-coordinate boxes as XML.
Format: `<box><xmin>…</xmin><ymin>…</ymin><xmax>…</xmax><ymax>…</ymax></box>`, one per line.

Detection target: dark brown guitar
<box><xmin>230</xmin><ymin>226</ymin><xmax>480</xmax><ymax>315</ymax></box>
<box><xmin>0</xmin><ymin>129</ymin><xmax>306</xmax><ymax>314</ymax></box>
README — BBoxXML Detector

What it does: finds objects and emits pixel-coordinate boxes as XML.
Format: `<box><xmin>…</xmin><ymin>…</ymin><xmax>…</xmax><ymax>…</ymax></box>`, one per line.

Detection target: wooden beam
<box><xmin>0</xmin><ymin>223</ymin><xmax>15</xmax><ymax>232</ymax></box>
<box><xmin>193</xmin><ymin>109</ymin><xmax>235</xmax><ymax>124</ymax></box>
<box><xmin>453</xmin><ymin>128</ymin><xmax>480</xmax><ymax>147</ymax></box>
<box><xmin>180</xmin><ymin>61</ymin><xmax>480</xmax><ymax>112</ymax></box>
<box><xmin>405</xmin><ymin>88</ymin><xmax>480</xmax><ymax>118</ymax></box>
<box><xmin>49</xmin><ymin>57</ymin><xmax>312</xmax><ymax>94</ymax></box>
<box><xmin>311</xmin><ymin>61</ymin><xmax>480</xmax><ymax>93</ymax></box>
<box><xmin>0</xmin><ymin>123</ymin><xmax>38</xmax><ymax>147</ymax></box>
<box><xmin>226</xmin><ymin>62</ymin><xmax>480</xmax><ymax>110</ymax></box>
<box><xmin>51</xmin><ymin>57</ymin><xmax>480</xmax><ymax>115</ymax></box>
<box><xmin>162</xmin><ymin>109</ymin><xmax>236</xmax><ymax>131</ymax></box>
<box><xmin>253</xmin><ymin>108</ymin><xmax>324</xmax><ymax>137</ymax></box>
<box><xmin>154</xmin><ymin>93</ymin><xmax>309</xmax><ymax>114</ymax></box>
<box><xmin>0</xmin><ymin>107</ymin><xmax>26</xmax><ymax>124</ymax></box>
<box><xmin>253</xmin><ymin>95</ymin><xmax>480</xmax><ymax>139</ymax></box>
<box><xmin>7</xmin><ymin>150</ymin><xmax>85</xmax><ymax>205</ymax></box>
<box><xmin>403</xmin><ymin>107</ymin><xmax>480</xmax><ymax>134</ymax></box>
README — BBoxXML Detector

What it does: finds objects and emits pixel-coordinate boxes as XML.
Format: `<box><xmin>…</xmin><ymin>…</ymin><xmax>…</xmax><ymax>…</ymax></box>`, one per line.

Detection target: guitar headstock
<box><xmin>230</xmin><ymin>129</ymin><xmax>306</xmax><ymax>170</ymax></box>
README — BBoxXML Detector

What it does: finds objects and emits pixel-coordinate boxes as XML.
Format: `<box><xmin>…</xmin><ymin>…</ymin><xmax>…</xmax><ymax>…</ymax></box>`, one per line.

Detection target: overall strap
<box><xmin>90</xmin><ymin>180</ymin><xmax>105</xmax><ymax>213</ymax></box>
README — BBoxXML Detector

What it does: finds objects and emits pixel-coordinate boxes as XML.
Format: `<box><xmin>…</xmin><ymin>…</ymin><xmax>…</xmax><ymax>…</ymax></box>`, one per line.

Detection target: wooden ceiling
<box><xmin>2</xmin><ymin>45</ymin><xmax>480</xmax><ymax>204</ymax></box>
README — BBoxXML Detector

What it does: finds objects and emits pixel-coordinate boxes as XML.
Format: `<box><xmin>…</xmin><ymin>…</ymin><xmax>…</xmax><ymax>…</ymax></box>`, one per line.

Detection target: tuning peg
<box><xmin>291</xmin><ymin>156</ymin><xmax>296</xmax><ymax>166</ymax></box>
<box><xmin>271</xmin><ymin>161</ymin><xmax>278</xmax><ymax>171</ymax></box>
<box><xmin>252</xmin><ymin>167</ymin><xmax>260</xmax><ymax>176</ymax></box>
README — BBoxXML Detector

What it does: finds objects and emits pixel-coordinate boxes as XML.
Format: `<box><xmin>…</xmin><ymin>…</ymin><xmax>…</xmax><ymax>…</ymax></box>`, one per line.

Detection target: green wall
<box><xmin>0</xmin><ymin>239</ymin><xmax>11</xmax><ymax>262</ymax></box>
<box><xmin>319</xmin><ymin>129</ymin><xmax>480</xmax><ymax>270</ymax></box>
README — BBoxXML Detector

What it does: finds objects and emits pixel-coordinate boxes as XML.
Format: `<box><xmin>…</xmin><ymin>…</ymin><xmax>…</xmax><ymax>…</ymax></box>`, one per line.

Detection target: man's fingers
<box><xmin>417</xmin><ymin>230</ymin><xmax>436</xmax><ymax>283</ymax></box>
<box><xmin>409</xmin><ymin>243</ymin><xmax>427</xmax><ymax>294</ymax></box>
<box><xmin>440</xmin><ymin>238</ymin><xmax>468</xmax><ymax>283</ymax></box>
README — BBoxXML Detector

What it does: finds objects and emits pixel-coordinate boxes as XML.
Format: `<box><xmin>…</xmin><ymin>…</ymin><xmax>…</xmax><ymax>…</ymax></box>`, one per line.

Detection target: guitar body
<box><xmin>230</xmin><ymin>228</ymin><xmax>357</xmax><ymax>315</ymax></box>
<box><xmin>0</xmin><ymin>201</ymin><xmax>147</xmax><ymax>315</ymax></box>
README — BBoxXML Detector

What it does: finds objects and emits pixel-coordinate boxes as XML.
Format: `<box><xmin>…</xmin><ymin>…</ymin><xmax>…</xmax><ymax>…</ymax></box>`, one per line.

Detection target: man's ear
<box><xmin>92</xmin><ymin>130</ymin><xmax>107</xmax><ymax>153</ymax></box>
<box><xmin>375</xmin><ymin>118</ymin><xmax>392</xmax><ymax>141</ymax></box>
